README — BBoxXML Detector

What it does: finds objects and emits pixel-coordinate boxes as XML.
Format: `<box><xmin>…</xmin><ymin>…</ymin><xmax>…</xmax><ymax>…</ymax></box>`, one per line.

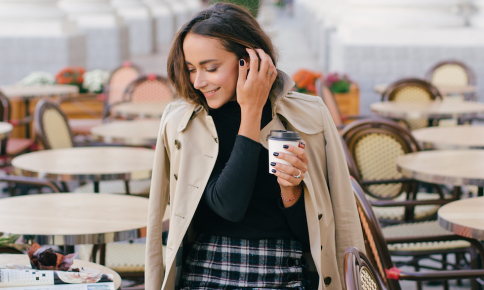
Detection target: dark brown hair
<box><xmin>167</xmin><ymin>2</ymin><xmax>280</xmax><ymax>108</ymax></box>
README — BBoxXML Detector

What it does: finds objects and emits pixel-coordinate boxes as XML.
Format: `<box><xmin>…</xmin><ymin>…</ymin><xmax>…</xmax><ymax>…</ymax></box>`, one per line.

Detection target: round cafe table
<box><xmin>0</xmin><ymin>193</ymin><xmax>150</xmax><ymax>267</ymax></box>
<box><xmin>11</xmin><ymin>147</ymin><xmax>155</xmax><ymax>193</ymax></box>
<box><xmin>412</xmin><ymin>125</ymin><xmax>484</xmax><ymax>150</ymax></box>
<box><xmin>91</xmin><ymin>120</ymin><xmax>160</xmax><ymax>146</ymax></box>
<box><xmin>370</xmin><ymin>101</ymin><xmax>484</xmax><ymax>120</ymax></box>
<box><xmin>374</xmin><ymin>83</ymin><xmax>476</xmax><ymax>96</ymax></box>
<box><xmin>112</xmin><ymin>101</ymin><xmax>171</xmax><ymax>119</ymax></box>
<box><xmin>0</xmin><ymin>122</ymin><xmax>13</xmax><ymax>140</ymax></box>
<box><xmin>397</xmin><ymin>150</ymin><xmax>484</xmax><ymax>187</ymax></box>
<box><xmin>0</xmin><ymin>254</ymin><xmax>122</xmax><ymax>289</ymax></box>
<box><xmin>439</xmin><ymin>197</ymin><xmax>484</xmax><ymax>241</ymax></box>
<box><xmin>0</xmin><ymin>85</ymin><xmax>79</xmax><ymax>138</ymax></box>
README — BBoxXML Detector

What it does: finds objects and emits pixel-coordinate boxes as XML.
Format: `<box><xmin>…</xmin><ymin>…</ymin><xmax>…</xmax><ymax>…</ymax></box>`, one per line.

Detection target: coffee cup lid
<box><xmin>268</xmin><ymin>130</ymin><xmax>300</xmax><ymax>141</ymax></box>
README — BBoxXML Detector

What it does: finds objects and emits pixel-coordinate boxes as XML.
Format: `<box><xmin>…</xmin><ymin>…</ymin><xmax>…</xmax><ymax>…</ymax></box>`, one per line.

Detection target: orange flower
<box><xmin>292</xmin><ymin>69</ymin><xmax>322</xmax><ymax>93</ymax></box>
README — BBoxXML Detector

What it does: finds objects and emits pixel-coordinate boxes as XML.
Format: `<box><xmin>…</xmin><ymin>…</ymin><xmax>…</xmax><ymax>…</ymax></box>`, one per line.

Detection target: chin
<box><xmin>206</xmin><ymin>99</ymin><xmax>225</xmax><ymax>109</ymax></box>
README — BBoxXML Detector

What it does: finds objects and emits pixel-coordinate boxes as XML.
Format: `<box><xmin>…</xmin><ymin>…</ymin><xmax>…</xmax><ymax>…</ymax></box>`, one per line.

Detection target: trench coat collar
<box><xmin>177</xmin><ymin>70</ymin><xmax>295</xmax><ymax>133</ymax></box>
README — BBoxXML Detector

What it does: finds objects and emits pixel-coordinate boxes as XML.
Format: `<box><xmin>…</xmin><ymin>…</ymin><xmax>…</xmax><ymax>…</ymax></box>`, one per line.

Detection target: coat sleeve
<box><xmin>145</xmin><ymin>104</ymin><xmax>173</xmax><ymax>290</ymax></box>
<box><xmin>317</xmin><ymin>98</ymin><xmax>366</xmax><ymax>287</ymax></box>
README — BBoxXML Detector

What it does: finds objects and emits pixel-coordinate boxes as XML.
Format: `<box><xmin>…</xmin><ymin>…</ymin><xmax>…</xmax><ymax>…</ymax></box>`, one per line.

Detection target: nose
<box><xmin>193</xmin><ymin>72</ymin><xmax>208</xmax><ymax>90</ymax></box>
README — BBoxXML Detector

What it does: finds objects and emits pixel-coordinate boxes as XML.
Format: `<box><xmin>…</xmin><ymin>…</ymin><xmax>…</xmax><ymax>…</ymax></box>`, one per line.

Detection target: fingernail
<box><xmin>301</xmin><ymin>142</ymin><xmax>306</xmax><ymax>146</ymax></box>
<box><xmin>239</xmin><ymin>59</ymin><xmax>245</xmax><ymax>66</ymax></box>
<box><xmin>273</xmin><ymin>152</ymin><xmax>279</xmax><ymax>156</ymax></box>
<box><xmin>270</xmin><ymin>162</ymin><xmax>276</xmax><ymax>166</ymax></box>
<box><xmin>272</xmin><ymin>169</ymin><xmax>276</xmax><ymax>173</ymax></box>
<box><xmin>283</xmin><ymin>145</ymin><xmax>289</xmax><ymax>149</ymax></box>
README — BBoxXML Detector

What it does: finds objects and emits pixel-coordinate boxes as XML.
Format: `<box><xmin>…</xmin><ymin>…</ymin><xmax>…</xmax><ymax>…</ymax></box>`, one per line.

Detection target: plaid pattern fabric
<box><xmin>180</xmin><ymin>234</ymin><xmax>308</xmax><ymax>290</ymax></box>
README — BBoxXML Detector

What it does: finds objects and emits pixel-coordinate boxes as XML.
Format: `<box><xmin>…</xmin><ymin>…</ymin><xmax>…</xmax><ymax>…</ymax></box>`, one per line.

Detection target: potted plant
<box><xmin>325</xmin><ymin>72</ymin><xmax>359</xmax><ymax>116</ymax></box>
<box><xmin>55</xmin><ymin>67</ymin><xmax>87</xmax><ymax>93</ymax></box>
<box><xmin>292</xmin><ymin>69</ymin><xmax>322</xmax><ymax>95</ymax></box>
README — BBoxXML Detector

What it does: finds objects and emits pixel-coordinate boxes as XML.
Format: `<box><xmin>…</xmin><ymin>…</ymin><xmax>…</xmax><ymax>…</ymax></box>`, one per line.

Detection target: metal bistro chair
<box><xmin>351</xmin><ymin>177</ymin><xmax>484</xmax><ymax>290</ymax></box>
<box><xmin>341</xmin><ymin>118</ymin><xmax>452</xmax><ymax>225</ymax></box>
<box><xmin>425</xmin><ymin>60</ymin><xmax>476</xmax><ymax>101</ymax></box>
<box><xmin>77</xmin><ymin>206</ymin><xmax>170</xmax><ymax>282</ymax></box>
<box><xmin>33</xmin><ymin>99</ymin><xmax>151</xmax><ymax>196</ymax></box>
<box><xmin>67</xmin><ymin>61</ymin><xmax>143</xmax><ymax>135</ymax></box>
<box><xmin>344</xmin><ymin>247</ymin><xmax>387</xmax><ymax>290</ymax></box>
<box><xmin>105</xmin><ymin>74</ymin><xmax>174</xmax><ymax>121</ymax></box>
<box><xmin>381</xmin><ymin>78</ymin><xmax>442</xmax><ymax>130</ymax></box>
<box><xmin>0</xmin><ymin>175</ymin><xmax>60</xmax><ymax>254</ymax></box>
<box><xmin>0</xmin><ymin>90</ymin><xmax>37</xmax><ymax>167</ymax></box>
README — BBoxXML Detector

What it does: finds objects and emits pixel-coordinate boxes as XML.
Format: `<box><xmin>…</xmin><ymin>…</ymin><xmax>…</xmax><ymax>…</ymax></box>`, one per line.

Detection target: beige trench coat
<box><xmin>145</xmin><ymin>71</ymin><xmax>365</xmax><ymax>290</ymax></box>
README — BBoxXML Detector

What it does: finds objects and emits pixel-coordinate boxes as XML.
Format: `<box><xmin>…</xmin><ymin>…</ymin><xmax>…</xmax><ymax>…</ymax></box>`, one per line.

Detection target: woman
<box><xmin>146</xmin><ymin>3</ymin><xmax>365</xmax><ymax>290</ymax></box>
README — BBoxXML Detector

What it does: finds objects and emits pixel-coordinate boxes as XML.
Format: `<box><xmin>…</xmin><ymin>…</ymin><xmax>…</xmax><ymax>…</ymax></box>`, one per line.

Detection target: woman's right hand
<box><xmin>236</xmin><ymin>48</ymin><xmax>278</xmax><ymax>114</ymax></box>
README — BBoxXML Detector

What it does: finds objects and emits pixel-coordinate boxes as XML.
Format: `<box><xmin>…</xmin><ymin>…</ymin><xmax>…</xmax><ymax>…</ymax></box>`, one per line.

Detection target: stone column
<box><xmin>59</xmin><ymin>0</ymin><xmax>130</xmax><ymax>70</ymax></box>
<box><xmin>0</xmin><ymin>0</ymin><xmax>86</xmax><ymax>85</ymax></box>
<box><xmin>111</xmin><ymin>0</ymin><xmax>154</xmax><ymax>55</ymax></box>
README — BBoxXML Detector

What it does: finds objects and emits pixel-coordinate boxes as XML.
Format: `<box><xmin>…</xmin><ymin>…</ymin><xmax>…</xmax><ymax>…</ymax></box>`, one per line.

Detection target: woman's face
<box><xmin>183</xmin><ymin>33</ymin><xmax>240</xmax><ymax>109</ymax></box>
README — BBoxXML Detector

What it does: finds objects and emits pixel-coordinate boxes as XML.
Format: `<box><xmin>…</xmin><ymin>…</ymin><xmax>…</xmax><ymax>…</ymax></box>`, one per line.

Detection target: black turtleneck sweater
<box><xmin>193</xmin><ymin>99</ymin><xmax>310</xmax><ymax>250</ymax></box>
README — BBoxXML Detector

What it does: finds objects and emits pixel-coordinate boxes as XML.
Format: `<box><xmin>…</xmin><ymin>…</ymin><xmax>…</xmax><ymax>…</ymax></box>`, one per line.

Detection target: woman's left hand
<box><xmin>272</xmin><ymin>141</ymin><xmax>308</xmax><ymax>188</ymax></box>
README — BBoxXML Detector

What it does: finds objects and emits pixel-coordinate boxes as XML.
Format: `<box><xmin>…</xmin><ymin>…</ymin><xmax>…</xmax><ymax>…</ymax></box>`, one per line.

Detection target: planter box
<box><xmin>333</xmin><ymin>83</ymin><xmax>359</xmax><ymax>123</ymax></box>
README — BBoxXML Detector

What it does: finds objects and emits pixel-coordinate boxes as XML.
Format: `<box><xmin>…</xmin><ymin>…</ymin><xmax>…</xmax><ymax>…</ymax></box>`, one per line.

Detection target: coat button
<box><xmin>174</xmin><ymin>174</ymin><xmax>178</xmax><ymax>180</ymax></box>
<box><xmin>318</xmin><ymin>214</ymin><xmax>322</xmax><ymax>220</ymax></box>
<box><xmin>286</xmin><ymin>258</ymin><xmax>295</xmax><ymax>267</ymax></box>
<box><xmin>324</xmin><ymin>277</ymin><xmax>332</xmax><ymax>286</ymax></box>
<box><xmin>321</xmin><ymin>245</ymin><xmax>323</xmax><ymax>250</ymax></box>
<box><xmin>174</xmin><ymin>140</ymin><xmax>181</xmax><ymax>150</ymax></box>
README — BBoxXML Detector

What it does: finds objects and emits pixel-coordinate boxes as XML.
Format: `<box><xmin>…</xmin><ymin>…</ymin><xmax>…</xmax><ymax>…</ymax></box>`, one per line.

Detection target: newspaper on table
<box><xmin>0</xmin><ymin>269</ymin><xmax>115</xmax><ymax>290</ymax></box>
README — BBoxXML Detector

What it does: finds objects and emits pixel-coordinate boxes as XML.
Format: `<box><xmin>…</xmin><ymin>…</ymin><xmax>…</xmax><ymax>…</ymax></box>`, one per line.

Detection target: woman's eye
<box><xmin>207</xmin><ymin>68</ymin><xmax>217</xmax><ymax>72</ymax></box>
<box><xmin>188</xmin><ymin>69</ymin><xmax>195</xmax><ymax>73</ymax></box>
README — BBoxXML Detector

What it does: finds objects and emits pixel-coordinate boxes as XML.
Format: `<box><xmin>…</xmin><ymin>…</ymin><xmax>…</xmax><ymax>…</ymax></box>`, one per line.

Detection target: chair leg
<box><xmin>414</xmin><ymin>263</ymin><xmax>423</xmax><ymax>290</ymax></box>
<box><xmin>442</xmin><ymin>253</ymin><xmax>449</xmax><ymax>290</ymax></box>
<box><xmin>125</xmin><ymin>180</ymin><xmax>131</xmax><ymax>195</ymax></box>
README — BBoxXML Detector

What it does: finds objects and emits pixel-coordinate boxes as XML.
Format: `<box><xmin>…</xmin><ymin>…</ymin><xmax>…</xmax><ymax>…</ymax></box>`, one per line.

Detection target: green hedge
<box><xmin>210</xmin><ymin>0</ymin><xmax>261</xmax><ymax>18</ymax></box>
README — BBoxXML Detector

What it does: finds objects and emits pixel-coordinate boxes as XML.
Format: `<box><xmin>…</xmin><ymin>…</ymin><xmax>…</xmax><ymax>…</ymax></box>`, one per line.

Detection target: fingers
<box><xmin>271</xmin><ymin>162</ymin><xmax>303</xmax><ymax>178</ymax></box>
<box><xmin>246</xmin><ymin>48</ymin><xmax>259</xmax><ymax>81</ymax></box>
<box><xmin>255</xmin><ymin>48</ymin><xmax>277</xmax><ymax>81</ymax></box>
<box><xmin>273</xmin><ymin>153</ymin><xmax>307</xmax><ymax>173</ymax></box>
<box><xmin>272</xmin><ymin>168</ymin><xmax>303</xmax><ymax>187</ymax></box>
<box><xmin>299</xmin><ymin>140</ymin><xmax>306</xmax><ymax>149</ymax></box>
<box><xmin>237</xmin><ymin>58</ymin><xmax>248</xmax><ymax>91</ymax></box>
<box><xmin>280</xmin><ymin>143</ymin><xmax>309</xmax><ymax>165</ymax></box>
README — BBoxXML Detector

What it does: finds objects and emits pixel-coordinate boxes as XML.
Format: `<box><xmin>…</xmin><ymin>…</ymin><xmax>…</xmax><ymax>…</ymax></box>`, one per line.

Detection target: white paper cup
<box><xmin>268</xmin><ymin>130</ymin><xmax>301</xmax><ymax>174</ymax></box>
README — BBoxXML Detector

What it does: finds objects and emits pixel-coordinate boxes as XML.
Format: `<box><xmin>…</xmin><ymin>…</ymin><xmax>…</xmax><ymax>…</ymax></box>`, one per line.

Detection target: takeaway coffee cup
<box><xmin>268</xmin><ymin>130</ymin><xmax>301</xmax><ymax>174</ymax></box>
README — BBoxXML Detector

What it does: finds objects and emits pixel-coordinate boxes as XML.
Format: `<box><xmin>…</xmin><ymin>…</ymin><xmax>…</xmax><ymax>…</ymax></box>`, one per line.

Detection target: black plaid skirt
<box><xmin>180</xmin><ymin>234</ymin><xmax>309</xmax><ymax>290</ymax></box>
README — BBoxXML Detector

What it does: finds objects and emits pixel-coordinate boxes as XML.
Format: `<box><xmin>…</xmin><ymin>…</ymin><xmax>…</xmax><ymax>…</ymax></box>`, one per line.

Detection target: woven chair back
<box><xmin>124</xmin><ymin>74</ymin><xmax>174</xmax><ymax>103</ymax></box>
<box><xmin>382</xmin><ymin>78</ymin><xmax>441</xmax><ymax>102</ymax></box>
<box><xmin>382</xmin><ymin>78</ymin><xmax>442</xmax><ymax>130</ymax></box>
<box><xmin>426</xmin><ymin>61</ymin><xmax>475</xmax><ymax>87</ymax></box>
<box><xmin>34</xmin><ymin>100</ymin><xmax>73</xmax><ymax>149</ymax></box>
<box><xmin>344</xmin><ymin>247</ymin><xmax>387</xmax><ymax>290</ymax></box>
<box><xmin>316</xmin><ymin>78</ymin><xmax>343</xmax><ymax>127</ymax></box>
<box><xmin>341</xmin><ymin>118</ymin><xmax>420</xmax><ymax>200</ymax></box>
<box><xmin>0</xmin><ymin>91</ymin><xmax>10</xmax><ymax>122</ymax></box>
<box><xmin>350</xmin><ymin>177</ymin><xmax>401</xmax><ymax>290</ymax></box>
<box><xmin>106</xmin><ymin>62</ymin><xmax>142</xmax><ymax>105</ymax></box>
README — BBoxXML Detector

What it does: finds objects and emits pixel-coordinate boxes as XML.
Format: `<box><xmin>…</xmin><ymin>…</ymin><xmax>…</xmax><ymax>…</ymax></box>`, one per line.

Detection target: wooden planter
<box><xmin>333</xmin><ymin>83</ymin><xmax>359</xmax><ymax>123</ymax></box>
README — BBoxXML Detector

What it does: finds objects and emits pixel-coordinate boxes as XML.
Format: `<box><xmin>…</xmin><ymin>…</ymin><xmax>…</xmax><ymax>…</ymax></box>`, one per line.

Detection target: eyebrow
<box><xmin>185</xmin><ymin>59</ymin><xmax>218</xmax><ymax>65</ymax></box>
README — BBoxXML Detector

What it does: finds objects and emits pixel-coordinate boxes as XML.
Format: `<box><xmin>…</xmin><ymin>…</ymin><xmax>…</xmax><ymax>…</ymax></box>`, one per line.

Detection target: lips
<box><xmin>203</xmin><ymin>87</ymin><xmax>220</xmax><ymax>97</ymax></box>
